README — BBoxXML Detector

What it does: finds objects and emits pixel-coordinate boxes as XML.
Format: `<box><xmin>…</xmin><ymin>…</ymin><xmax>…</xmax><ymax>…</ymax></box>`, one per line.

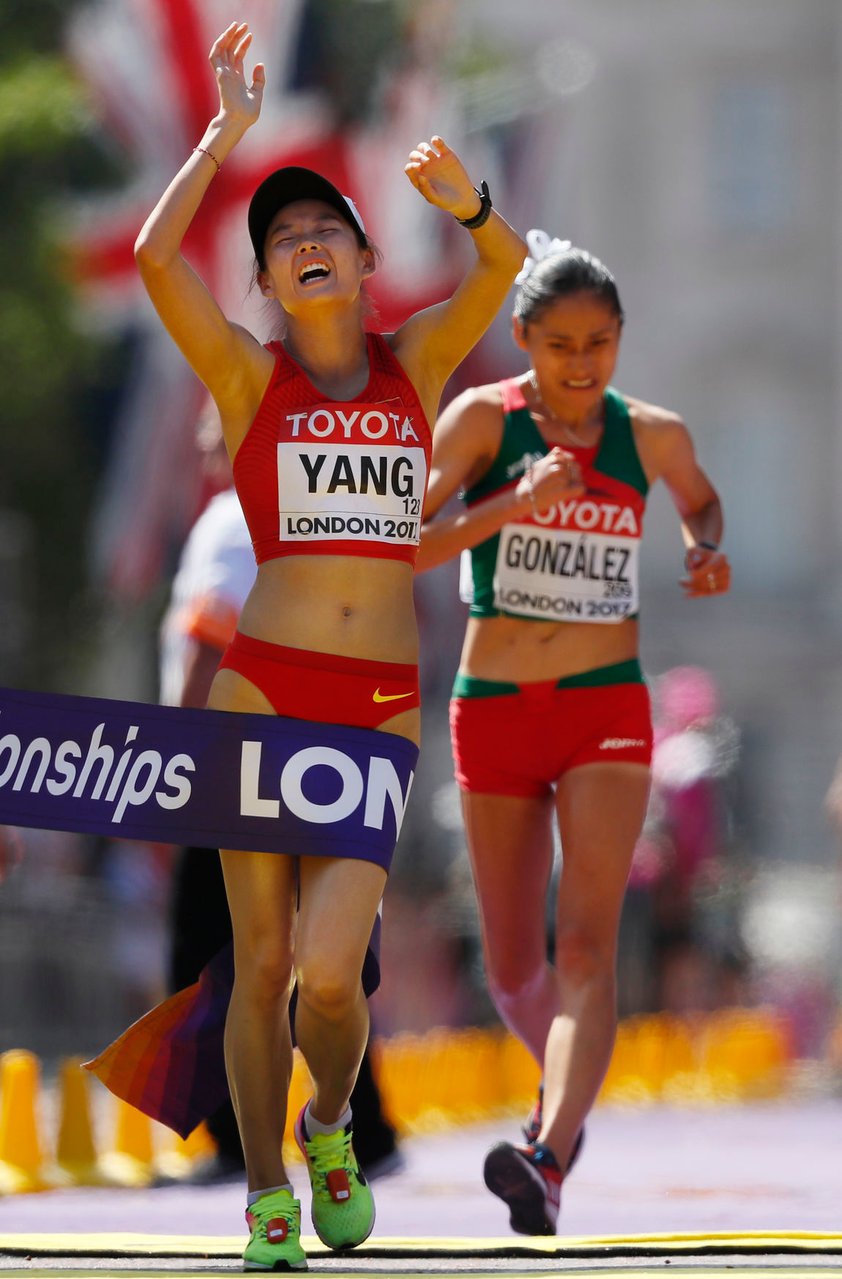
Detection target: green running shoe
<box><xmin>294</xmin><ymin>1103</ymin><xmax>375</xmax><ymax>1250</ymax></box>
<box><xmin>243</xmin><ymin>1188</ymin><xmax>308</xmax><ymax>1271</ymax></box>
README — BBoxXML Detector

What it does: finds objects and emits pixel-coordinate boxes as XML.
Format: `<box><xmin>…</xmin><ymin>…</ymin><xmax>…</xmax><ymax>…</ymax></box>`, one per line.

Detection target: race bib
<box><xmin>277</xmin><ymin>402</ymin><xmax>428</xmax><ymax>548</ymax></box>
<box><xmin>493</xmin><ymin>523</ymin><xmax>640</xmax><ymax>623</ymax></box>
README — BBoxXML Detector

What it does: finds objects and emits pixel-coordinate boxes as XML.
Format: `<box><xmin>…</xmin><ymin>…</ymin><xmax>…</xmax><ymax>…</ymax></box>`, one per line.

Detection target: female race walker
<box><xmin>133</xmin><ymin>21</ymin><xmax>524</xmax><ymax>1271</ymax></box>
<box><xmin>418</xmin><ymin>231</ymin><xmax>731</xmax><ymax>1235</ymax></box>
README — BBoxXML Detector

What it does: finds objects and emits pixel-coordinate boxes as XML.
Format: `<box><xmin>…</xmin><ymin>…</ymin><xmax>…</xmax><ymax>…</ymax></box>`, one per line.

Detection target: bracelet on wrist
<box><xmin>684</xmin><ymin>540</ymin><xmax>719</xmax><ymax>569</ymax></box>
<box><xmin>194</xmin><ymin>145</ymin><xmax>221</xmax><ymax>173</ymax></box>
<box><xmin>456</xmin><ymin>180</ymin><xmax>492</xmax><ymax>230</ymax></box>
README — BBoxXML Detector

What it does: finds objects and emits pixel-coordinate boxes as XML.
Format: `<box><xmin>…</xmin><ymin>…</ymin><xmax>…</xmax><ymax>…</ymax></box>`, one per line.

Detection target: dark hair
<box><xmin>513</xmin><ymin>246</ymin><xmax>625</xmax><ymax>328</ymax></box>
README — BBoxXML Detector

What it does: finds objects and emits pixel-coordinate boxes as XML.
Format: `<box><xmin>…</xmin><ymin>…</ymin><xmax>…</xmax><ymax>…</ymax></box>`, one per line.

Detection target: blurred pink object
<box><xmin>655</xmin><ymin>665</ymin><xmax>720</xmax><ymax>732</ymax></box>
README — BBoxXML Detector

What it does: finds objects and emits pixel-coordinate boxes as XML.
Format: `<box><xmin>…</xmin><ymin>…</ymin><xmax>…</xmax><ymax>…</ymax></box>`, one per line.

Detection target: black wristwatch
<box><xmin>456</xmin><ymin>181</ymin><xmax>492</xmax><ymax>230</ymax></box>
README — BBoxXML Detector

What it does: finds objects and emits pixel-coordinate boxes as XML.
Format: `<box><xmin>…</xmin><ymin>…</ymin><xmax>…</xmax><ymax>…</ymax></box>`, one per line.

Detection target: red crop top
<box><xmin>233</xmin><ymin>333</ymin><xmax>433</xmax><ymax>566</ymax></box>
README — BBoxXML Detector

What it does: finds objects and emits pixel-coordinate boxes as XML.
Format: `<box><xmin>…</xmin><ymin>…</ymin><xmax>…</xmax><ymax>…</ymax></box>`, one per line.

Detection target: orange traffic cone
<box><xmin>98</xmin><ymin>1097</ymin><xmax>156</xmax><ymax>1187</ymax></box>
<box><xmin>51</xmin><ymin>1058</ymin><xmax>116</xmax><ymax>1186</ymax></box>
<box><xmin>155</xmin><ymin>1120</ymin><xmax>218</xmax><ymax>1181</ymax></box>
<box><xmin>0</xmin><ymin>1049</ymin><xmax>53</xmax><ymax>1192</ymax></box>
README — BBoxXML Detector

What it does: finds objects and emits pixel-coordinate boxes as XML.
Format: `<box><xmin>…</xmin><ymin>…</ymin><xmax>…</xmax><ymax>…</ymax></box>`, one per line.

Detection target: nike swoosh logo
<box><xmin>372</xmin><ymin>688</ymin><xmax>413</xmax><ymax>703</ymax></box>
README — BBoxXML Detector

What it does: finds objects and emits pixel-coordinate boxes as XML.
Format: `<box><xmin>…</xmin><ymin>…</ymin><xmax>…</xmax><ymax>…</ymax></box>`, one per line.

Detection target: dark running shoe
<box><xmin>483</xmin><ymin>1140</ymin><xmax>562</xmax><ymax>1235</ymax></box>
<box><xmin>522</xmin><ymin>1087</ymin><xmax>585</xmax><ymax>1175</ymax></box>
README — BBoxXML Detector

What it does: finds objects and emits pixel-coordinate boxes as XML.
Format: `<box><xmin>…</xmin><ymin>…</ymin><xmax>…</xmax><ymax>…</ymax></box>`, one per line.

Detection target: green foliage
<box><xmin>0</xmin><ymin>0</ymin><xmax>81</xmax><ymax>56</ymax></box>
<box><xmin>0</xmin><ymin>0</ymin><xmax>116</xmax><ymax>689</ymax></box>
<box><xmin>0</xmin><ymin>56</ymin><xmax>89</xmax><ymax>157</ymax></box>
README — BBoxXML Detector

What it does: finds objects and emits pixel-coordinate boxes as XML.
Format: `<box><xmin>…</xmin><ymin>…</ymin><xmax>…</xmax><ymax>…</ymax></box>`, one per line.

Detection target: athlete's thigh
<box><xmin>554</xmin><ymin>763</ymin><xmax>651</xmax><ymax>941</ymax></box>
<box><xmin>460</xmin><ymin>790</ymin><xmax>555</xmax><ymax>967</ymax></box>
<box><xmin>296</xmin><ymin>855</ymin><xmax>388</xmax><ymax>980</ymax></box>
<box><xmin>220</xmin><ymin>847</ymin><xmax>298</xmax><ymax>964</ymax></box>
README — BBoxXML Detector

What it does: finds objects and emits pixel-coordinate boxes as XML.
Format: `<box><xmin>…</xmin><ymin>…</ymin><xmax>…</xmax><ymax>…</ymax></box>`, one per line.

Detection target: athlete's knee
<box><xmin>232</xmin><ymin>934</ymin><xmax>294</xmax><ymax>1005</ymax></box>
<box><xmin>487</xmin><ymin>962</ymin><xmax>549</xmax><ymax>1015</ymax></box>
<box><xmin>295</xmin><ymin>957</ymin><xmax>361</xmax><ymax>1024</ymax></box>
<box><xmin>554</xmin><ymin>928</ymin><xmax>616</xmax><ymax>988</ymax></box>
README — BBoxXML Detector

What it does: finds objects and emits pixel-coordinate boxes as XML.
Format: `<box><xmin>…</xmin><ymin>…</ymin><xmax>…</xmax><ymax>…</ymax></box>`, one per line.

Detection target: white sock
<box><xmin>247</xmin><ymin>1183</ymin><xmax>294</xmax><ymax>1207</ymax></box>
<box><xmin>303</xmin><ymin>1100</ymin><xmax>352</xmax><ymax>1137</ymax></box>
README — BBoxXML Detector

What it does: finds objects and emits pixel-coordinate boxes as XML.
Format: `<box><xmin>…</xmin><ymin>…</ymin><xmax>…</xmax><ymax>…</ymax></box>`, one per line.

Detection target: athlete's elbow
<box><xmin>134</xmin><ymin>234</ymin><xmax>159</xmax><ymax>276</ymax></box>
<box><xmin>134</xmin><ymin>226</ymin><xmax>173</xmax><ymax>276</ymax></box>
<box><xmin>482</xmin><ymin>227</ymin><xmax>528</xmax><ymax>277</ymax></box>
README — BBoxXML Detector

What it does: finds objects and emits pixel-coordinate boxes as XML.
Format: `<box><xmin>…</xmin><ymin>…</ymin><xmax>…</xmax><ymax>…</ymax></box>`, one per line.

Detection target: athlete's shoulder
<box><xmin>433</xmin><ymin>382</ymin><xmax>505</xmax><ymax>450</ymax></box>
<box><xmin>621</xmin><ymin>394</ymin><xmax>696</xmax><ymax>480</ymax></box>
<box><xmin>440</xmin><ymin>380</ymin><xmax>506</xmax><ymax>420</ymax></box>
<box><xmin>622</xmin><ymin>393</ymin><xmax>687</xmax><ymax>438</ymax></box>
<box><xmin>622</xmin><ymin>392</ymin><xmax>684</xmax><ymax>428</ymax></box>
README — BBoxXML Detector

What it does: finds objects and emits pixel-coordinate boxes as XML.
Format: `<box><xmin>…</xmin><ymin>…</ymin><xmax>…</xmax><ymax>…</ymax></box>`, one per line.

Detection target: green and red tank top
<box><xmin>459</xmin><ymin>378</ymin><xmax>649</xmax><ymax>623</ymax></box>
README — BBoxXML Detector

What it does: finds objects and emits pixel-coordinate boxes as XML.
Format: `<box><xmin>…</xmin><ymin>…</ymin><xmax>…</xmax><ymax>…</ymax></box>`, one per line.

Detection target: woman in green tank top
<box><xmin>418</xmin><ymin>232</ymin><xmax>731</xmax><ymax>1235</ymax></box>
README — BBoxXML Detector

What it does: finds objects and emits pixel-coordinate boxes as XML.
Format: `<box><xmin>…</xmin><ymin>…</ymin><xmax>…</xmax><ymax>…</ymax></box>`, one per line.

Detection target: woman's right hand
<box><xmin>209</xmin><ymin>22</ymin><xmax>265</xmax><ymax>131</ymax></box>
<box><xmin>516</xmin><ymin>446</ymin><xmax>585</xmax><ymax>515</ymax></box>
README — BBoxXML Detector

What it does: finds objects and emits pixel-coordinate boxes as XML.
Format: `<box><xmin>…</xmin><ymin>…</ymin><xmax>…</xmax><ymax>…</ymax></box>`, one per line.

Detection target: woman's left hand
<box><xmin>404</xmin><ymin>136</ymin><xmax>482</xmax><ymax>219</ymax></box>
<box><xmin>681</xmin><ymin>546</ymin><xmax>731</xmax><ymax>598</ymax></box>
<box><xmin>209</xmin><ymin>22</ymin><xmax>265</xmax><ymax>132</ymax></box>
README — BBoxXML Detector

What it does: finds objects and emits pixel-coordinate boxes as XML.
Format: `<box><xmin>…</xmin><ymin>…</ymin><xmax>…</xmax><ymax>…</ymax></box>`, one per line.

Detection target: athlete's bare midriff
<box><xmin>236</xmin><ymin>554</ymin><xmax>419</xmax><ymax>663</ymax></box>
<box><xmin>207</xmin><ymin>554</ymin><xmax>421</xmax><ymax>743</ymax></box>
<box><xmin>460</xmin><ymin>613</ymin><xmax>639</xmax><ymax>684</ymax></box>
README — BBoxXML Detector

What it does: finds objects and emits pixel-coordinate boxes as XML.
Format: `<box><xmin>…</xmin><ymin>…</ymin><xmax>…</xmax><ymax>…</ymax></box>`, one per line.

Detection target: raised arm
<box><xmin>417</xmin><ymin>386</ymin><xmax>584</xmax><ymax>573</ymax></box>
<box><xmin>390</xmin><ymin>139</ymin><xmax>526</xmax><ymax>421</ymax></box>
<box><xmin>133</xmin><ymin>23</ymin><xmax>270</xmax><ymax>416</ymax></box>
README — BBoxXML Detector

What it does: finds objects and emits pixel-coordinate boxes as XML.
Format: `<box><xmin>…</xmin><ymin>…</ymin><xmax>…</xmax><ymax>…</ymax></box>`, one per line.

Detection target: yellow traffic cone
<box><xmin>155</xmin><ymin>1119</ymin><xmax>218</xmax><ymax>1181</ymax></box>
<box><xmin>0</xmin><ymin>1049</ymin><xmax>53</xmax><ymax>1192</ymax></box>
<box><xmin>98</xmin><ymin>1097</ymin><xmax>156</xmax><ymax>1187</ymax></box>
<box><xmin>51</xmin><ymin>1058</ymin><xmax>115</xmax><ymax>1186</ymax></box>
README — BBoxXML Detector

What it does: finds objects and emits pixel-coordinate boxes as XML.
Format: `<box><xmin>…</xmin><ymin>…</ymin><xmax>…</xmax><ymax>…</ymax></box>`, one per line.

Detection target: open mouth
<box><xmin>298</xmin><ymin>260</ymin><xmax>331</xmax><ymax>284</ymax></box>
<box><xmin>565</xmin><ymin>378</ymin><xmax>596</xmax><ymax>389</ymax></box>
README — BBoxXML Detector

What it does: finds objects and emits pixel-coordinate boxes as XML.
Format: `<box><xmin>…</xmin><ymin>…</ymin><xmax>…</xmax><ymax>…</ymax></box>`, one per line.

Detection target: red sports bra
<box><xmin>233</xmin><ymin>333</ymin><xmax>432</xmax><ymax>566</ymax></box>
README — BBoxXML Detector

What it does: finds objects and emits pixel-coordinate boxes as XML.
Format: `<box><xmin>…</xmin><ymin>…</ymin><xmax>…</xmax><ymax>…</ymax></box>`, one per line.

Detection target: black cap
<box><xmin>248</xmin><ymin>166</ymin><xmax>367</xmax><ymax>267</ymax></box>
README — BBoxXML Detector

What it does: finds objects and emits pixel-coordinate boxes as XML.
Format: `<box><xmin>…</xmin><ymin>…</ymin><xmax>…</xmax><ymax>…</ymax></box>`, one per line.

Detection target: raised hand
<box><xmin>404</xmin><ymin>136</ymin><xmax>482</xmax><ymax>221</ymax></box>
<box><xmin>209</xmin><ymin>22</ymin><xmax>265</xmax><ymax>131</ymax></box>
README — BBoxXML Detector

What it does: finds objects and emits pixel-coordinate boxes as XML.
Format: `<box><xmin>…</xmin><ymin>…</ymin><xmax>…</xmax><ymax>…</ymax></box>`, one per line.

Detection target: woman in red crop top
<box><xmin>133</xmin><ymin>20</ymin><xmax>524</xmax><ymax>1270</ymax></box>
<box><xmin>418</xmin><ymin>233</ymin><xmax>731</xmax><ymax>1236</ymax></box>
